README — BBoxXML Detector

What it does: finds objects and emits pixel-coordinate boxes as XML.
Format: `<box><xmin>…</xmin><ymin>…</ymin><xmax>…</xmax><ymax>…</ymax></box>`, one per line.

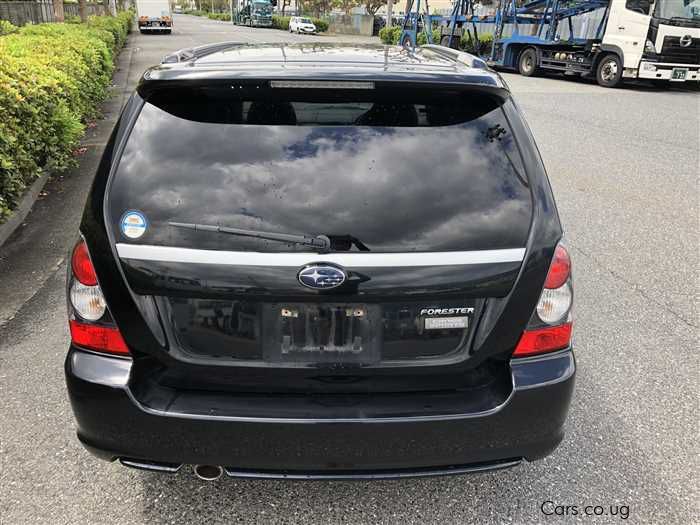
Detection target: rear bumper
<box><xmin>138</xmin><ymin>21</ymin><xmax>172</xmax><ymax>29</ymax></box>
<box><xmin>65</xmin><ymin>347</ymin><xmax>575</xmax><ymax>478</ymax></box>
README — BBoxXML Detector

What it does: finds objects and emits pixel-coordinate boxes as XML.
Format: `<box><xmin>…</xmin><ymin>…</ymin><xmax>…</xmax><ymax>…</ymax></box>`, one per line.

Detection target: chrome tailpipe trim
<box><xmin>193</xmin><ymin>464</ymin><xmax>223</xmax><ymax>481</ymax></box>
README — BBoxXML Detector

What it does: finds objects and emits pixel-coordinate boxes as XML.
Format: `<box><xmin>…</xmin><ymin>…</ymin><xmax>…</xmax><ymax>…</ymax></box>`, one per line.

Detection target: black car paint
<box><xmin>67</xmin><ymin>43</ymin><xmax>573</xmax><ymax>476</ymax></box>
<box><xmin>66</xmin><ymin>348</ymin><xmax>574</xmax><ymax>477</ymax></box>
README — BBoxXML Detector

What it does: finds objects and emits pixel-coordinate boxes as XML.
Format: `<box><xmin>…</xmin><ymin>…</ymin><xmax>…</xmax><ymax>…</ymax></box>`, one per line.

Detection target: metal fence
<box><xmin>0</xmin><ymin>1</ymin><xmax>104</xmax><ymax>26</ymax></box>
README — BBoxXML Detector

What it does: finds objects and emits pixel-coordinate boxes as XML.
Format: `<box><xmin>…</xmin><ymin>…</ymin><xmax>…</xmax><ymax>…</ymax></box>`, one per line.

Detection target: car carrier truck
<box><xmin>401</xmin><ymin>0</ymin><xmax>700</xmax><ymax>87</ymax></box>
<box><xmin>136</xmin><ymin>0</ymin><xmax>173</xmax><ymax>34</ymax></box>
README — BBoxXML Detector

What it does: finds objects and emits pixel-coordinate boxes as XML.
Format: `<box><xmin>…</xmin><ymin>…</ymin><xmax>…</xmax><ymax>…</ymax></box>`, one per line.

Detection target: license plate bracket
<box><xmin>261</xmin><ymin>303</ymin><xmax>382</xmax><ymax>365</ymax></box>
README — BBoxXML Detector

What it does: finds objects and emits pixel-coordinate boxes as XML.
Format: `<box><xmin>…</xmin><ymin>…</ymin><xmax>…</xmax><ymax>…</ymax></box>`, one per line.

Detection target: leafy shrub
<box><xmin>378</xmin><ymin>24</ymin><xmax>401</xmax><ymax>44</ymax></box>
<box><xmin>0</xmin><ymin>20</ymin><xmax>18</xmax><ymax>36</ymax></box>
<box><xmin>0</xmin><ymin>12</ymin><xmax>132</xmax><ymax>223</ymax></box>
<box><xmin>272</xmin><ymin>15</ymin><xmax>290</xmax><ymax>30</ymax></box>
<box><xmin>461</xmin><ymin>33</ymin><xmax>493</xmax><ymax>55</ymax></box>
<box><xmin>379</xmin><ymin>25</ymin><xmax>492</xmax><ymax>56</ymax></box>
<box><xmin>311</xmin><ymin>18</ymin><xmax>328</xmax><ymax>32</ymax></box>
<box><xmin>207</xmin><ymin>12</ymin><xmax>232</xmax><ymax>21</ymax></box>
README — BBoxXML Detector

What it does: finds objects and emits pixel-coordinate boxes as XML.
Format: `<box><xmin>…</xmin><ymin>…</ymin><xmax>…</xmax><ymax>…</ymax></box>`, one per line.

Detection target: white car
<box><xmin>289</xmin><ymin>17</ymin><xmax>316</xmax><ymax>34</ymax></box>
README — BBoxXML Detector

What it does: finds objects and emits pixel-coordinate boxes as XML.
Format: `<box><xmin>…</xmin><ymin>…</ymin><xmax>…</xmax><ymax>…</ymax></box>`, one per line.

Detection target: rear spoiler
<box><xmin>420</xmin><ymin>44</ymin><xmax>489</xmax><ymax>70</ymax></box>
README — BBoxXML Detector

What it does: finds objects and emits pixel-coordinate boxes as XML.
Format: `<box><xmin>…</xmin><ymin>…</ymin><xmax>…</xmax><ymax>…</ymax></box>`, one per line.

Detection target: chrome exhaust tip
<box><xmin>193</xmin><ymin>464</ymin><xmax>223</xmax><ymax>481</ymax></box>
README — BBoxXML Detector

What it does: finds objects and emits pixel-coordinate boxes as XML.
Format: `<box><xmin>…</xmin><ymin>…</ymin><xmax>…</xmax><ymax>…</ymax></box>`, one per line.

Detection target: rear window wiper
<box><xmin>169</xmin><ymin>222</ymin><xmax>331</xmax><ymax>251</ymax></box>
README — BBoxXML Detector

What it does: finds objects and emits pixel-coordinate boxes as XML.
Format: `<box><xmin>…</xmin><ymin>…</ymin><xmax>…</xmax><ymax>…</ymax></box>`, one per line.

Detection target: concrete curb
<box><xmin>0</xmin><ymin>172</ymin><xmax>51</xmax><ymax>248</ymax></box>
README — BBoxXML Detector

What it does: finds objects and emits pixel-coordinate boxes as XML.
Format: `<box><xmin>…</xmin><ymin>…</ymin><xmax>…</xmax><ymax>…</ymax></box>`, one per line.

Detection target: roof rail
<box><xmin>420</xmin><ymin>45</ymin><xmax>488</xmax><ymax>70</ymax></box>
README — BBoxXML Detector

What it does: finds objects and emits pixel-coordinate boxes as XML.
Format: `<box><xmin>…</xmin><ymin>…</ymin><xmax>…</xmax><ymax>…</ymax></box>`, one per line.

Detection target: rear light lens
<box><xmin>512</xmin><ymin>322</ymin><xmax>572</xmax><ymax>357</ymax></box>
<box><xmin>68</xmin><ymin>239</ymin><xmax>130</xmax><ymax>355</ymax></box>
<box><xmin>544</xmin><ymin>244</ymin><xmax>570</xmax><ymax>289</ymax></box>
<box><xmin>514</xmin><ymin>243</ymin><xmax>573</xmax><ymax>357</ymax></box>
<box><xmin>536</xmin><ymin>281</ymin><xmax>572</xmax><ymax>324</ymax></box>
<box><xmin>71</xmin><ymin>241</ymin><xmax>98</xmax><ymax>286</ymax></box>
<box><xmin>70</xmin><ymin>280</ymin><xmax>107</xmax><ymax>321</ymax></box>
<box><xmin>69</xmin><ymin>320</ymin><xmax>129</xmax><ymax>355</ymax></box>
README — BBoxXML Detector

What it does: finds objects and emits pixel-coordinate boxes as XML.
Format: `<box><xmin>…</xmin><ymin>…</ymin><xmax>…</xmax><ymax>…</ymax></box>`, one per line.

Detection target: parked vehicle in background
<box><xmin>234</xmin><ymin>0</ymin><xmax>273</xmax><ymax>27</ymax></box>
<box><xmin>402</xmin><ymin>0</ymin><xmax>700</xmax><ymax>87</ymax></box>
<box><xmin>64</xmin><ymin>43</ymin><xmax>576</xmax><ymax>480</ymax></box>
<box><xmin>289</xmin><ymin>16</ymin><xmax>317</xmax><ymax>34</ymax></box>
<box><xmin>136</xmin><ymin>0</ymin><xmax>173</xmax><ymax>34</ymax></box>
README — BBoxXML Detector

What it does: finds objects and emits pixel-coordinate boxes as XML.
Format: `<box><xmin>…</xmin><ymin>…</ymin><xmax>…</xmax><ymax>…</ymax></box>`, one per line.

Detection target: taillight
<box><xmin>68</xmin><ymin>239</ymin><xmax>130</xmax><ymax>355</ymax></box>
<box><xmin>71</xmin><ymin>241</ymin><xmax>98</xmax><ymax>286</ymax></box>
<box><xmin>514</xmin><ymin>243</ymin><xmax>573</xmax><ymax>357</ymax></box>
<box><xmin>543</xmin><ymin>244</ymin><xmax>570</xmax><ymax>289</ymax></box>
<box><xmin>512</xmin><ymin>322</ymin><xmax>572</xmax><ymax>357</ymax></box>
<box><xmin>69</xmin><ymin>320</ymin><xmax>129</xmax><ymax>355</ymax></box>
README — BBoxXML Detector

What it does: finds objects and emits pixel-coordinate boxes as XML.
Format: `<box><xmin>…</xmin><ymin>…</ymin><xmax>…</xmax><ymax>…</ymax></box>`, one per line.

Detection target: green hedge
<box><xmin>272</xmin><ymin>15</ymin><xmax>291</xmax><ymax>29</ymax></box>
<box><xmin>272</xmin><ymin>15</ymin><xmax>327</xmax><ymax>32</ymax></box>
<box><xmin>0</xmin><ymin>11</ymin><xmax>133</xmax><ymax>223</ymax></box>
<box><xmin>379</xmin><ymin>25</ymin><xmax>493</xmax><ymax>55</ymax></box>
<box><xmin>207</xmin><ymin>12</ymin><xmax>232</xmax><ymax>21</ymax></box>
<box><xmin>0</xmin><ymin>20</ymin><xmax>18</xmax><ymax>36</ymax></box>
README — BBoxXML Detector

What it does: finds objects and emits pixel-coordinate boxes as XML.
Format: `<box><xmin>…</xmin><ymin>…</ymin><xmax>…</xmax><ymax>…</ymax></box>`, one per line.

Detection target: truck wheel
<box><xmin>440</xmin><ymin>35</ymin><xmax>459</xmax><ymax>50</ymax></box>
<box><xmin>518</xmin><ymin>48</ymin><xmax>539</xmax><ymax>76</ymax></box>
<box><xmin>596</xmin><ymin>54</ymin><xmax>622</xmax><ymax>88</ymax></box>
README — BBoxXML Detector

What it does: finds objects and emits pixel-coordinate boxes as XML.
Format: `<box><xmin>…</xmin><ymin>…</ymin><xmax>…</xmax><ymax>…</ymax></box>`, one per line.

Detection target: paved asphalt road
<box><xmin>1</xmin><ymin>14</ymin><xmax>698</xmax><ymax>525</ymax></box>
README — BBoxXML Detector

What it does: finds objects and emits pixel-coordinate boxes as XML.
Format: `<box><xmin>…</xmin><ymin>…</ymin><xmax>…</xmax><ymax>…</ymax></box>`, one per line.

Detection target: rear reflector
<box><xmin>69</xmin><ymin>320</ymin><xmax>129</xmax><ymax>355</ymax></box>
<box><xmin>71</xmin><ymin>241</ymin><xmax>98</xmax><ymax>286</ymax></box>
<box><xmin>513</xmin><ymin>322</ymin><xmax>572</xmax><ymax>357</ymax></box>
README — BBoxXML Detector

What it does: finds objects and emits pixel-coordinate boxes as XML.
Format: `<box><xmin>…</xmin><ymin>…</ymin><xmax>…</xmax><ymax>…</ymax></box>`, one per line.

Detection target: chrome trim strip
<box><xmin>120</xmin><ymin>458</ymin><xmax>182</xmax><ymax>473</ymax></box>
<box><xmin>116</xmin><ymin>244</ymin><xmax>525</xmax><ymax>268</ymax></box>
<box><xmin>224</xmin><ymin>460</ymin><xmax>522</xmax><ymax>480</ymax></box>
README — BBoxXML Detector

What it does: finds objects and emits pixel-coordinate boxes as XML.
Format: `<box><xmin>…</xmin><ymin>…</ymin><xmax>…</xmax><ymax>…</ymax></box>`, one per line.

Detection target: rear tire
<box><xmin>440</xmin><ymin>35</ymin><xmax>459</xmax><ymax>49</ymax></box>
<box><xmin>518</xmin><ymin>47</ymin><xmax>539</xmax><ymax>76</ymax></box>
<box><xmin>596</xmin><ymin>53</ymin><xmax>623</xmax><ymax>88</ymax></box>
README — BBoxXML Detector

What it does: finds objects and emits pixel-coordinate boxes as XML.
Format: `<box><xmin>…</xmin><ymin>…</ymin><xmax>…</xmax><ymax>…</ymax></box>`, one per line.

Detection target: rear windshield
<box><xmin>108</xmin><ymin>85</ymin><xmax>532</xmax><ymax>253</ymax></box>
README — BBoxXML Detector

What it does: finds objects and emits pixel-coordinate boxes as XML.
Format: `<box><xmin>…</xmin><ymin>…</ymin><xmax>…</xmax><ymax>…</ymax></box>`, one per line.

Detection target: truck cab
<box><xmin>605</xmin><ymin>0</ymin><xmax>700</xmax><ymax>83</ymax></box>
<box><xmin>236</xmin><ymin>0</ymin><xmax>274</xmax><ymax>27</ymax></box>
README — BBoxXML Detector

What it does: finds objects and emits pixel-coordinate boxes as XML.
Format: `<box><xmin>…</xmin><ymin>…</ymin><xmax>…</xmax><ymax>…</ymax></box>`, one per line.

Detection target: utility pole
<box><xmin>386</xmin><ymin>0</ymin><xmax>392</xmax><ymax>27</ymax></box>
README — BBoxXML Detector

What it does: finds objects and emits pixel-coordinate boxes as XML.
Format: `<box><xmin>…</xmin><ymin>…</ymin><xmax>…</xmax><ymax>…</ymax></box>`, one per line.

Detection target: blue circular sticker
<box><xmin>120</xmin><ymin>210</ymin><xmax>148</xmax><ymax>239</ymax></box>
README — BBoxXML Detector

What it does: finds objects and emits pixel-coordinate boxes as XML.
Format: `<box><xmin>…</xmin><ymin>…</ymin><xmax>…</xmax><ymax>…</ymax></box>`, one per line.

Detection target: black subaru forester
<box><xmin>65</xmin><ymin>43</ymin><xmax>575</xmax><ymax>480</ymax></box>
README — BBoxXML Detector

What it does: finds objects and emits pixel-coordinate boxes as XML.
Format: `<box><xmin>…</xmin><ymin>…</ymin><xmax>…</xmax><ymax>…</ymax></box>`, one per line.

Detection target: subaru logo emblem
<box><xmin>298</xmin><ymin>264</ymin><xmax>346</xmax><ymax>290</ymax></box>
<box><xmin>680</xmin><ymin>35</ymin><xmax>692</xmax><ymax>48</ymax></box>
